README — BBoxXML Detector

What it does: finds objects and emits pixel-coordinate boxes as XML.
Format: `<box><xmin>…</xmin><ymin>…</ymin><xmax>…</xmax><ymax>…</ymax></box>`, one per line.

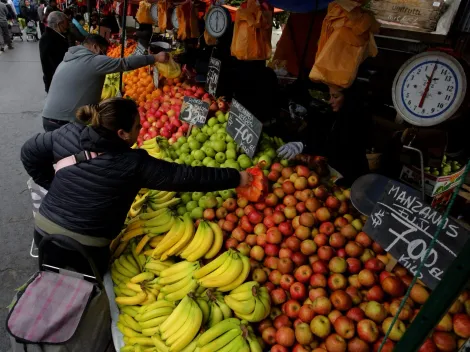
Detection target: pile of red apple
<box><xmin>136</xmin><ymin>78</ymin><xmax>229</xmax><ymax>146</ymax></box>
<box><xmin>212</xmin><ymin>162</ymin><xmax>470</xmax><ymax>352</ymax></box>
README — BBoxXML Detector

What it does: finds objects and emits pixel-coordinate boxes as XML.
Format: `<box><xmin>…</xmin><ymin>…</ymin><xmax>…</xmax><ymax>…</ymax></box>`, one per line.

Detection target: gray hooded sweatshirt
<box><xmin>42</xmin><ymin>46</ymin><xmax>155</xmax><ymax>122</ymax></box>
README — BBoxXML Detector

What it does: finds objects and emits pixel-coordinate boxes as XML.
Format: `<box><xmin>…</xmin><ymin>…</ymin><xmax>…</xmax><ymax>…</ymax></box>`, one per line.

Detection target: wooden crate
<box><xmin>369</xmin><ymin>0</ymin><xmax>445</xmax><ymax>32</ymax></box>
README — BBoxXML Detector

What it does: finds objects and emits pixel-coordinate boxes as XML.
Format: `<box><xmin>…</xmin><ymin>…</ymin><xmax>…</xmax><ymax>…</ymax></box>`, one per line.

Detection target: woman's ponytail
<box><xmin>76</xmin><ymin>105</ymin><xmax>101</xmax><ymax>127</ymax></box>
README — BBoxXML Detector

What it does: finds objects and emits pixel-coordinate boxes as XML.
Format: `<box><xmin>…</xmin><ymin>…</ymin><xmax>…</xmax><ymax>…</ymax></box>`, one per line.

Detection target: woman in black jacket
<box><xmin>21</xmin><ymin>98</ymin><xmax>250</xmax><ymax>274</ymax></box>
<box><xmin>277</xmin><ymin>83</ymin><xmax>370</xmax><ymax>186</ymax></box>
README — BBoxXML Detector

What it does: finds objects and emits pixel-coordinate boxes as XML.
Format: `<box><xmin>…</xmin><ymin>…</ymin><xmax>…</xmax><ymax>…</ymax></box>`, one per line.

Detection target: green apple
<box><xmin>216</xmin><ymin>197</ymin><xmax>223</xmax><ymax>208</ymax></box>
<box><xmin>192</xmin><ymin>192</ymin><xmax>204</xmax><ymax>201</ymax></box>
<box><xmin>227</xmin><ymin>142</ymin><xmax>236</xmax><ymax>150</ymax></box>
<box><xmin>198</xmin><ymin>196</ymin><xmax>207</xmax><ymax>208</ymax></box>
<box><xmin>189</xmin><ymin>140</ymin><xmax>201</xmax><ymax>151</ymax></box>
<box><xmin>215</xmin><ymin>133</ymin><xmax>226</xmax><ymax>141</ymax></box>
<box><xmin>202</xmin><ymin>195</ymin><xmax>217</xmax><ymax>208</ymax></box>
<box><xmin>201</xmin><ymin>125</ymin><xmax>208</xmax><ymax>134</ymax></box>
<box><xmin>207</xmin><ymin>117</ymin><xmax>218</xmax><ymax>127</ymax></box>
<box><xmin>263</xmin><ymin>170</ymin><xmax>269</xmax><ymax>176</ymax></box>
<box><xmin>187</xmin><ymin>136</ymin><xmax>195</xmax><ymax>143</ymax></box>
<box><xmin>183</xmin><ymin>154</ymin><xmax>194</xmax><ymax>165</ymax></box>
<box><xmin>212</xmin><ymin>124</ymin><xmax>220</xmax><ymax>132</ymax></box>
<box><xmin>190</xmin><ymin>207</ymin><xmax>204</xmax><ymax>220</ymax></box>
<box><xmin>204</xmin><ymin>147</ymin><xmax>216</xmax><ymax>158</ymax></box>
<box><xmin>180</xmin><ymin>152</ymin><xmax>189</xmax><ymax>160</ymax></box>
<box><xmin>216</xmin><ymin>111</ymin><xmax>226</xmax><ymax>123</ymax></box>
<box><xmin>280</xmin><ymin>159</ymin><xmax>290</xmax><ymax>166</ymax></box>
<box><xmin>207</xmin><ymin>160</ymin><xmax>220</xmax><ymax>168</ymax></box>
<box><xmin>191</xmin><ymin>127</ymin><xmax>200</xmax><ymax>135</ymax></box>
<box><xmin>258</xmin><ymin>155</ymin><xmax>272</xmax><ymax>169</ymax></box>
<box><xmin>239</xmin><ymin>157</ymin><xmax>252</xmax><ymax>169</ymax></box>
<box><xmin>178</xmin><ymin>136</ymin><xmax>187</xmax><ymax>144</ymax></box>
<box><xmin>169</xmin><ymin>150</ymin><xmax>178</xmax><ymax>160</ymax></box>
<box><xmin>196</xmin><ymin>132</ymin><xmax>209</xmax><ymax>143</ymax></box>
<box><xmin>215</xmin><ymin>152</ymin><xmax>226</xmax><ymax>164</ymax></box>
<box><xmin>175</xmin><ymin>149</ymin><xmax>182</xmax><ymax>157</ymax></box>
<box><xmin>219</xmin><ymin>189</ymin><xmax>233</xmax><ymax>200</ymax></box>
<box><xmin>193</xmin><ymin>150</ymin><xmax>206</xmax><ymax>161</ymax></box>
<box><xmin>181</xmin><ymin>193</ymin><xmax>192</xmax><ymax>204</ymax></box>
<box><xmin>180</xmin><ymin>143</ymin><xmax>190</xmax><ymax>154</ymax></box>
<box><xmin>191</xmin><ymin>160</ymin><xmax>203</xmax><ymax>166</ymax></box>
<box><xmin>186</xmin><ymin>200</ymin><xmax>198</xmax><ymax>212</ymax></box>
<box><xmin>226</xmin><ymin>149</ymin><xmax>237</xmax><ymax>160</ymax></box>
<box><xmin>163</xmin><ymin>157</ymin><xmax>173</xmax><ymax>163</ymax></box>
<box><xmin>202</xmin><ymin>157</ymin><xmax>213</xmax><ymax>166</ymax></box>
<box><xmin>205</xmin><ymin>127</ymin><xmax>213</xmax><ymax>135</ymax></box>
<box><xmin>174</xmin><ymin>159</ymin><xmax>184</xmax><ymax>164</ymax></box>
<box><xmin>176</xmin><ymin>206</ymin><xmax>187</xmax><ymax>216</ymax></box>
<box><xmin>264</xmin><ymin>148</ymin><xmax>276</xmax><ymax>159</ymax></box>
<box><xmin>212</xmin><ymin>140</ymin><xmax>227</xmax><ymax>153</ymax></box>
<box><xmin>226</xmin><ymin>160</ymin><xmax>240</xmax><ymax>171</ymax></box>
<box><xmin>225</xmin><ymin>135</ymin><xmax>234</xmax><ymax>143</ymax></box>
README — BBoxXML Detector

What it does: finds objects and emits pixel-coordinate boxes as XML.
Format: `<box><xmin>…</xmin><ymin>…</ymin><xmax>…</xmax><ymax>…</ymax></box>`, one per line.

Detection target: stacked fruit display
<box><xmin>107</xmin><ymin>40</ymin><xmax>137</xmax><ymax>58</ymax></box>
<box><xmin>123</xmin><ymin>67</ymin><xmax>156</xmax><ymax>105</ymax></box>
<box><xmin>208</xmin><ymin>162</ymin><xmax>470</xmax><ymax>352</ymax></box>
<box><xmin>424</xmin><ymin>155</ymin><xmax>464</xmax><ymax>177</ymax></box>
<box><xmin>101</xmin><ymin>73</ymin><xmax>122</xmax><ymax>101</ymax></box>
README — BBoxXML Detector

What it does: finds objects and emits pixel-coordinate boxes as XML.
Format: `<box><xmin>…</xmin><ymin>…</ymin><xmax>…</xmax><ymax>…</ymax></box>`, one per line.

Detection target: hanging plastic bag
<box><xmin>156</xmin><ymin>55</ymin><xmax>181</xmax><ymax>79</ymax></box>
<box><xmin>236</xmin><ymin>164</ymin><xmax>269</xmax><ymax>202</ymax></box>
<box><xmin>176</xmin><ymin>1</ymin><xmax>200</xmax><ymax>40</ymax></box>
<box><xmin>136</xmin><ymin>0</ymin><xmax>153</xmax><ymax>24</ymax></box>
<box><xmin>309</xmin><ymin>2</ymin><xmax>379</xmax><ymax>89</ymax></box>
<box><xmin>157</xmin><ymin>0</ymin><xmax>168</xmax><ymax>31</ymax></box>
<box><xmin>231</xmin><ymin>0</ymin><xmax>272</xmax><ymax>61</ymax></box>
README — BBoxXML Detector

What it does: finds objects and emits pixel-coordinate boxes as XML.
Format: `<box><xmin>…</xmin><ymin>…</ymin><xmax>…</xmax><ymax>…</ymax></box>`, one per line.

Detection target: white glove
<box><xmin>277</xmin><ymin>142</ymin><xmax>304</xmax><ymax>160</ymax></box>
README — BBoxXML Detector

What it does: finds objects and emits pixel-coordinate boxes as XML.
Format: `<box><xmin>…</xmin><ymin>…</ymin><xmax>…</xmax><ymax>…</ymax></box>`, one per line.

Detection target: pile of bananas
<box><xmin>197</xmin><ymin>289</ymin><xmax>233</xmax><ymax>328</ymax></box>
<box><xmin>101</xmin><ymin>73</ymin><xmax>121</xmax><ymax>100</ymax></box>
<box><xmin>156</xmin><ymin>261</ymin><xmax>200</xmax><ymax>302</ymax></box>
<box><xmin>198</xmin><ymin>318</ymin><xmax>262</xmax><ymax>352</ymax></box>
<box><xmin>114</xmin><ymin>271</ymin><xmax>161</xmax><ymax>306</ymax></box>
<box><xmin>194</xmin><ymin>249</ymin><xmax>250</xmax><ymax>291</ymax></box>
<box><xmin>224</xmin><ymin>282</ymin><xmax>271</xmax><ymax>322</ymax></box>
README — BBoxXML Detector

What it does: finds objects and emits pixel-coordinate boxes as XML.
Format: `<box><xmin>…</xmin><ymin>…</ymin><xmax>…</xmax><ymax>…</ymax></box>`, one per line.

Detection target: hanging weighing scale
<box><xmin>171</xmin><ymin>8</ymin><xmax>179</xmax><ymax>29</ymax></box>
<box><xmin>392</xmin><ymin>51</ymin><xmax>467</xmax><ymax>127</ymax></box>
<box><xmin>150</xmin><ymin>3</ymin><xmax>158</xmax><ymax>24</ymax></box>
<box><xmin>205</xmin><ymin>5</ymin><xmax>231</xmax><ymax>38</ymax></box>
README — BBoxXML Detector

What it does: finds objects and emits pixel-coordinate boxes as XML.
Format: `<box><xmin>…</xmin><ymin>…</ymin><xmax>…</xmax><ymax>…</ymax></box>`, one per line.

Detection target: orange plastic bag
<box><xmin>309</xmin><ymin>2</ymin><xmax>379</xmax><ymax>89</ymax></box>
<box><xmin>236</xmin><ymin>165</ymin><xmax>268</xmax><ymax>202</ymax></box>
<box><xmin>136</xmin><ymin>0</ymin><xmax>153</xmax><ymax>24</ymax></box>
<box><xmin>230</xmin><ymin>0</ymin><xmax>272</xmax><ymax>61</ymax></box>
<box><xmin>176</xmin><ymin>2</ymin><xmax>200</xmax><ymax>40</ymax></box>
<box><xmin>157</xmin><ymin>0</ymin><xmax>168</xmax><ymax>31</ymax></box>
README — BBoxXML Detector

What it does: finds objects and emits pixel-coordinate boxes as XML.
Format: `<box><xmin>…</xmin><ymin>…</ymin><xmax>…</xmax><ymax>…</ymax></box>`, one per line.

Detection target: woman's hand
<box><xmin>154</xmin><ymin>52</ymin><xmax>170</xmax><ymax>63</ymax></box>
<box><xmin>277</xmin><ymin>142</ymin><xmax>304</xmax><ymax>160</ymax></box>
<box><xmin>239</xmin><ymin>171</ymin><xmax>253</xmax><ymax>187</ymax></box>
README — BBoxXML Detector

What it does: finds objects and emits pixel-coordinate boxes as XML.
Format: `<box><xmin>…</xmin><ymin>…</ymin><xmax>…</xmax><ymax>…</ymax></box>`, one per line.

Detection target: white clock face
<box><xmin>171</xmin><ymin>9</ymin><xmax>179</xmax><ymax>29</ymax></box>
<box><xmin>206</xmin><ymin>6</ymin><xmax>229</xmax><ymax>38</ymax></box>
<box><xmin>392</xmin><ymin>52</ymin><xmax>466</xmax><ymax>127</ymax></box>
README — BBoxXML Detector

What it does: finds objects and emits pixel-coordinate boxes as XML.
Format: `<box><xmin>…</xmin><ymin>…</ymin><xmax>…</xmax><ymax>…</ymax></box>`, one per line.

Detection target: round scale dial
<box><xmin>206</xmin><ymin>6</ymin><xmax>230</xmax><ymax>38</ymax></box>
<box><xmin>150</xmin><ymin>3</ymin><xmax>158</xmax><ymax>24</ymax></box>
<box><xmin>171</xmin><ymin>8</ymin><xmax>179</xmax><ymax>29</ymax></box>
<box><xmin>392</xmin><ymin>52</ymin><xmax>466</xmax><ymax>127</ymax></box>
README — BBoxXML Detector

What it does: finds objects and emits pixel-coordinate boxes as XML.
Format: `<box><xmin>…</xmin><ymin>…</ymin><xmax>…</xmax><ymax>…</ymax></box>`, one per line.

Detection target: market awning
<box><xmin>267</xmin><ymin>0</ymin><xmax>331</xmax><ymax>13</ymax></box>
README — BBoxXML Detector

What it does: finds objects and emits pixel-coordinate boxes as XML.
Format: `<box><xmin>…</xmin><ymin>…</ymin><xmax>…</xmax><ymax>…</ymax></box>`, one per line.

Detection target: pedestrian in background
<box><xmin>41</xmin><ymin>34</ymin><xmax>169</xmax><ymax>131</ymax></box>
<box><xmin>37</xmin><ymin>0</ymin><xmax>45</xmax><ymax>34</ymax></box>
<box><xmin>43</xmin><ymin>0</ymin><xmax>58</xmax><ymax>25</ymax></box>
<box><xmin>6</xmin><ymin>0</ymin><xmax>16</xmax><ymax>16</ymax></box>
<box><xmin>39</xmin><ymin>11</ymin><xmax>69</xmax><ymax>92</ymax></box>
<box><xmin>63</xmin><ymin>8</ymin><xmax>84</xmax><ymax>46</ymax></box>
<box><xmin>0</xmin><ymin>0</ymin><xmax>14</xmax><ymax>51</ymax></box>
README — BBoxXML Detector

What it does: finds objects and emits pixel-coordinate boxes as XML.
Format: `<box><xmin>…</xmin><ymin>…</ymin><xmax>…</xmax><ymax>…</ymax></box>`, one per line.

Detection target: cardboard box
<box><xmin>400</xmin><ymin>165</ymin><xmax>465</xmax><ymax>197</ymax></box>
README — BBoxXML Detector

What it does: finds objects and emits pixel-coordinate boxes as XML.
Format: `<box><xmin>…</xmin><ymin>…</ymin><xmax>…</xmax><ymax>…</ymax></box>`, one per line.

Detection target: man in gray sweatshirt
<box><xmin>0</xmin><ymin>0</ymin><xmax>14</xmax><ymax>51</ymax></box>
<box><xmin>41</xmin><ymin>34</ymin><xmax>168</xmax><ymax>132</ymax></box>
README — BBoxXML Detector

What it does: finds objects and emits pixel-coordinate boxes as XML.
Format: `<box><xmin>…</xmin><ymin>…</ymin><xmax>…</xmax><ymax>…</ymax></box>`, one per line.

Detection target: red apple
<box><xmin>271</xmin><ymin>288</ymin><xmax>287</xmax><ymax>305</ymax></box>
<box><xmin>312</xmin><ymin>260</ymin><xmax>329</xmax><ymax>274</ymax></box>
<box><xmin>298</xmin><ymin>304</ymin><xmax>315</xmax><ymax>323</ymax></box>
<box><xmin>315</xmin><ymin>207</ymin><xmax>331</xmax><ymax>222</ymax></box>
<box><xmin>301</xmin><ymin>240</ymin><xmax>317</xmax><ymax>256</ymax></box>
<box><xmin>325</xmin><ymin>333</ymin><xmax>347</xmax><ymax>352</ymax></box>
<box><xmin>279</xmin><ymin>247</ymin><xmax>293</xmax><ymax>259</ymax></box>
<box><xmin>346</xmin><ymin>307</ymin><xmax>365</xmax><ymax>322</ymax></box>
<box><xmin>295</xmin><ymin>322</ymin><xmax>314</xmax><ymax>346</ymax></box>
<box><xmin>357</xmin><ymin>319</ymin><xmax>379</xmax><ymax>343</ymax></box>
<box><xmin>348</xmin><ymin>337</ymin><xmax>369</xmax><ymax>352</ymax></box>
<box><xmin>313</xmin><ymin>296</ymin><xmax>332</xmax><ymax>315</ymax></box>
<box><xmin>328</xmin><ymin>273</ymin><xmax>347</xmax><ymax>291</ymax></box>
<box><xmin>365</xmin><ymin>258</ymin><xmax>385</xmax><ymax>273</ymax></box>
<box><xmin>294</xmin><ymin>265</ymin><xmax>313</xmax><ymax>284</ymax></box>
<box><xmin>432</xmin><ymin>331</ymin><xmax>456</xmax><ymax>352</ymax></box>
<box><xmin>330</xmin><ymin>290</ymin><xmax>353</xmax><ymax>311</ymax></box>
<box><xmin>269</xmin><ymin>270</ymin><xmax>282</xmax><ymax>285</ymax></box>
<box><xmin>453</xmin><ymin>313</ymin><xmax>470</xmax><ymax>338</ymax></box>
<box><xmin>274</xmin><ymin>314</ymin><xmax>292</xmax><ymax>329</ymax></box>
<box><xmin>318</xmin><ymin>246</ymin><xmax>335</xmax><ymax>261</ymax></box>
<box><xmin>381</xmin><ymin>276</ymin><xmax>405</xmax><ymax>297</ymax></box>
<box><xmin>286</xmin><ymin>236</ymin><xmax>301</xmax><ymax>252</ymax></box>
<box><xmin>290</xmin><ymin>282</ymin><xmax>307</xmax><ymax>301</ymax></box>
<box><xmin>265</xmin><ymin>244</ymin><xmax>280</xmax><ymax>257</ymax></box>
<box><xmin>276</xmin><ymin>326</ymin><xmax>295</xmax><ymax>347</ymax></box>
<box><xmin>280</xmin><ymin>274</ymin><xmax>295</xmax><ymax>290</ymax></box>
<box><xmin>334</xmin><ymin>316</ymin><xmax>355</xmax><ymax>339</ymax></box>
<box><xmin>346</xmin><ymin>258</ymin><xmax>362</xmax><ymax>274</ymax></box>
<box><xmin>329</xmin><ymin>257</ymin><xmax>347</xmax><ymax>273</ymax></box>
<box><xmin>310</xmin><ymin>273</ymin><xmax>327</xmax><ymax>288</ymax></box>
<box><xmin>262</xmin><ymin>326</ymin><xmax>277</xmax><ymax>345</ymax></box>
<box><xmin>329</xmin><ymin>233</ymin><xmax>346</xmax><ymax>248</ymax></box>
<box><xmin>366</xmin><ymin>285</ymin><xmax>385</xmax><ymax>302</ymax></box>
<box><xmin>358</xmin><ymin>269</ymin><xmax>376</xmax><ymax>287</ymax></box>
<box><xmin>314</xmin><ymin>233</ymin><xmax>328</xmax><ymax>247</ymax></box>
<box><xmin>418</xmin><ymin>338</ymin><xmax>438</xmax><ymax>352</ymax></box>
<box><xmin>355</xmin><ymin>232</ymin><xmax>372</xmax><ymax>247</ymax></box>
<box><xmin>285</xmin><ymin>299</ymin><xmax>302</xmax><ymax>319</ymax></box>
<box><xmin>325</xmin><ymin>196</ymin><xmax>341</xmax><ymax>210</ymax></box>
<box><xmin>309</xmin><ymin>287</ymin><xmax>327</xmax><ymax>302</ymax></box>
<box><xmin>278</xmin><ymin>258</ymin><xmax>294</xmax><ymax>274</ymax></box>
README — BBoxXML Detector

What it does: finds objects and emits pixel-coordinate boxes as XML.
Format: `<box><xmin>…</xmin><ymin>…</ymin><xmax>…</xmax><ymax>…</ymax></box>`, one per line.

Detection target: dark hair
<box><xmin>49</xmin><ymin>0</ymin><xmax>56</xmax><ymax>4</ymax></box>
<box><xmin>76</xmin><ymin>98</ymin><xmax>138</xmax><ymax>132</ymax></box>
<box><xmin>63</xmin><ymin>8</ymin><xmax>73</xmax><ymax>17</ymax></box>
<box><xmin>83</xmin><ymin>34</ymin><xmax>110</xmax><ymax>51</ymax></box>
<box><xmin>74</xmin><ymin>14</ymin><xmax>83</xmax><ymax>21</ymax></box>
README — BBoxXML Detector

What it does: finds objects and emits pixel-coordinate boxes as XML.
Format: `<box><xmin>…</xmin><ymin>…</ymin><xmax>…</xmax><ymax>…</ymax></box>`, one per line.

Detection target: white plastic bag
<box><xmin>27</xmin><ymin>177</ymin><xmax>47</xmax><ymax>218</ymax></box>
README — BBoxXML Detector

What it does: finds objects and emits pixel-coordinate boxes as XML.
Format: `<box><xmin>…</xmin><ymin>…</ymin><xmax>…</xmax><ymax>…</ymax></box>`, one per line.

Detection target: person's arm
<box><xmin>21</xmin><ymin>132</ymin><xmax>55</xmax><ymax>190</ymax></box>
<box><xmin>137</xmin><ymin>152</ymin><xmax>245</xmax><ymax>192</ymax></box>
<box><xmin>92</xmin><ymin>52</ymin><xmax>168</xmax><ymax>75</ymax></box>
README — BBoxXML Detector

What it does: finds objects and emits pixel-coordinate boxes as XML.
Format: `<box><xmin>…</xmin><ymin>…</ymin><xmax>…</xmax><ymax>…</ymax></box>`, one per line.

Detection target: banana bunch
<box><xmin>152</xmin><ymin>213</ymin><xmax>195</xmax><ymax>261</ymax></box>
<box><xmin>179</xmin><ymin>220</ymin><xmax>223</xmax><ymax>262</ymax></box>
<box><xmin>156</xmin><ymin>261</ymin><xmax>200</xmax><ymax>302</ymax></box>
<box><xmin>144</xmin><ymin>257</ymin><xmax>173</xmax><ymax>276</ymax></box>
<box><xmin>146</xmin><ymin>191</ymin><xmax>180</xmax><ymax>212</ymax></box>
<box><xmin>140</xmin><ymin>137</ymin><xmax>172</xmax><ymax>162</ymax></box>
<box><xmin>134</xmin><ymin>300</ymin><xmax>175</xmax><ymax>337</ymax></box>
<box><xmin>193</xmin><ymin>249</ymin><xmax>250</xmax><ymax>292</ymax></box>
<box><xmin>111</xmin><ymin>254</ymin><xmax>141</xmax><ymax>285</ymax></box>
<box><xmin>128</xmin><ymin>189</ymin><xmax>151</xmax><ymax>218</ymax></box>
<box><xmin>158</xmin><ymin>295</ymin><xmax>203</xmax><ymax>352</ymax></box>
<box><xmin>224</xmin><ymin>282</ymin><xmax>271</xmax><ymax>322</ymax></box>
<box><xmin>199</xmin><ymin>289</ymin><xmax>233</xmax><ymax>328</ymax></box>
<box><xmin>101</xmin><ymin>73</ymin><xmax>120</xmax><ymax>101</ymax></box>
<box><xmin>115</xmin><ymin>271</ymin><xmax>162</xmax><ymax>306</ymax></box>
<box><xmin>197</xmin><ymin>318</ymin><xmax>262</xmax><ymax>352</ymax></box>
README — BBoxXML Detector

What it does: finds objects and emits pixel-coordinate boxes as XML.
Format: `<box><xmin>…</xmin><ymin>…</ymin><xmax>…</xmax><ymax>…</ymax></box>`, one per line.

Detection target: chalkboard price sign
<box><xmin>179</xmin><ymin>97</ymin><xmax>210</xmax><ymax>127</ymax></box>
<box><xmin>206</xmin><ymin>56</ymin><xmax>221</xmax><ymax>97</ymax></box>
<box><xmin>363</xmin><ymin>180</ymin><xmax>469</xmax><ymax>290</ymax></box>
<box><xmin>226</xmin><ymin>99</ymin><xmax>262</xmax><ymax>159</ymax></box>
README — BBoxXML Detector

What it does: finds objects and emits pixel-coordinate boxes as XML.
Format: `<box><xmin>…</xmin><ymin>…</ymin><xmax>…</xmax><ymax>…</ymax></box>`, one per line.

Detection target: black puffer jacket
<box><xmin>21</xmin><ymin>123</ymin><xmax>240</xmax><ymax>238</ymax></box>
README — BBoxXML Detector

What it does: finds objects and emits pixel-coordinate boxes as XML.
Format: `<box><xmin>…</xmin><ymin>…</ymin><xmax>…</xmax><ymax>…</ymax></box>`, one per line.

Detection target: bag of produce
<box><xmin>230</xmin><ymin>0</ymin><xmax>272</xmax><ymax>61</ymax></box>
<box><xmin>156</xmin><ymin>54</ymin><xmax>181</xmax><ymax>79</ymax></box>
<box><xmin>309</xmin><ymin>2</ymin><xmax>379</xmax><ymax>88</ymax></box>
<box><xmin>176</xmin><ymin>2</ymin><xmax>200</xmax><ymax>40</ymax></box>
<box><xmin>236</xmin><ymin>165</ymin><xmax>268</xmax><ymax>202</ymax></box>
<box><xmin>157</xmin><ymin>0</ymin><xmax>168</xmax><ymax>31</ymax></box>
<box><xmin>136</xmin><ymin>0</ymin><xmax>153</xmax><ymax>24</ymax></box>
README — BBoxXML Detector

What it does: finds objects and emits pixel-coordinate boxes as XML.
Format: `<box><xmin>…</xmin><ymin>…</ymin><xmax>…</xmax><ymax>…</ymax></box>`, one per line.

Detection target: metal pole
<box><xmin>97</xmin><ymin>0</ymin><xmax>100</xmax><ymax>34</ymax></box>
<box><xmin>87</xmin><ymin>0</ymin><xmax>91</xmax><ymax>25</ymax></box>
<box><xmin>119</xmin><ymin>0</ymin><xmax>128</xmax><ymax>93</ymax></box>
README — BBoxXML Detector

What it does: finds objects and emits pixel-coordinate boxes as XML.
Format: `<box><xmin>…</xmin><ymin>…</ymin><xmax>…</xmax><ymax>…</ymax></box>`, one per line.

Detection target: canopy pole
<box><xmin>119</xmin><ymin>0</ymin><xmax>128</xmax><ymax>93</ymax></box>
